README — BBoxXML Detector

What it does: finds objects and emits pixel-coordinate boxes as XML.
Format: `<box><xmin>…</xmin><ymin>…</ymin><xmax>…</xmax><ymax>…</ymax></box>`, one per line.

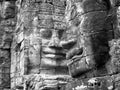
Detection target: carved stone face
<box><xmin>39</xmin><ymin>27</ymin><xmax>78</xmax><ymax>75</ymax></box>
<box><xmin>25</xmin><ymin>1</ymin><xmax>81</xmax><ymax>75</ymax></box>
<box><xmin>32</xmin><ymin>15</ymin><xmax>79</xmax><ymax>75</ymax></box>
<box><xmin>26</xmin><ymin>0</ymin><xmax>83</xmax><ymax>76</ymax></box>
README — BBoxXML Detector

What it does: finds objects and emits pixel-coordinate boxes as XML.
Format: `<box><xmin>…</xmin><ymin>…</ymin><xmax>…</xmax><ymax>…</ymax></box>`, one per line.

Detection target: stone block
<box><xmin>37</xmin><ymin>18</ymin><xmax>54</xmax><ymax>28</ymax></box>
<box><xmin>54</xmin><ymin>21</ymin><xmax>67</xmax><ymax>30</ymax></box>
<box><xmin>53</xmin><ymin>0</ymin><xmax>66</xmax><ymax>7</ymax></box>
<box><xmin>107</xmin><ymin>39</ymin><xmax>120</xmax><ymax>74</ymax></box>
<box><xmin>54</xmin><ymin>6</ymin><xmax>65</xmax><ymax>16</ymax></box>
<box><xmin>1</xmin><ymin>1</ymin><xmax>16</xmax><ymax>19</ymax></box>
<box><xmin>66</xmin><ymin>76</ymin><xmax>114</xmax><ymax>90</ymax></box>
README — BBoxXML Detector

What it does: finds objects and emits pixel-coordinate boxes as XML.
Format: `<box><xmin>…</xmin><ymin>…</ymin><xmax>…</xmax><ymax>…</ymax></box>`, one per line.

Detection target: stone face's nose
<box><xmin>48</xmin><ymin>37</ymin><xmax>60</xmax><ymax>47</ymax></box>
<box><xmin>48</xmin><ymin>30</ymin><xmax>61</xmax><ymax>48</ymax></box>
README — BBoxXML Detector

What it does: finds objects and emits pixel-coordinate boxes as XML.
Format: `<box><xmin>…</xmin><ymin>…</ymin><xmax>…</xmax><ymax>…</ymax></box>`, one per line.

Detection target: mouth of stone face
<box><xmin>42</xmin><ymin>47</ymin><xmax>66</xmax><ymax>60</ymax></box>
<box><xmin>43</xmin><ymin>53</ymin><xmax>66</xmax><ymax>60</ymax></box>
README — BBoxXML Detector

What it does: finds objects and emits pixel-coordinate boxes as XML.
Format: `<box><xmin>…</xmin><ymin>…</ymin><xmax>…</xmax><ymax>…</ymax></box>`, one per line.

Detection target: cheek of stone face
<box><xmin>64</xmin><ymin>26</ymin><xmax>82</xmax><ymax>59</ymax></box>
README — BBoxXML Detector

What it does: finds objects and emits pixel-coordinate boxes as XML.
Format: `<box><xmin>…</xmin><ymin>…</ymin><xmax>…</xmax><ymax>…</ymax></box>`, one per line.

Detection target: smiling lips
<box><xmin>42</xmin><ymin>47</ymin><xmax>66</xmax><ymax>60</ymax></box>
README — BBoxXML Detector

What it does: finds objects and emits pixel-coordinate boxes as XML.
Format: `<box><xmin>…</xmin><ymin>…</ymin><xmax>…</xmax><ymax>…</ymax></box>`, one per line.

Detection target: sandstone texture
<box><xmin>0</xmin><ymin>0</ymin><xmax>119</xmax><ymax>90</ymax></box>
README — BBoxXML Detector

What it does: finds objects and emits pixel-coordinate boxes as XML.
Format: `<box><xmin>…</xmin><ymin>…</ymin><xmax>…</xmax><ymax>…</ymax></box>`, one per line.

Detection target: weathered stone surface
<box><xmin>65</xmin><ymin>73</ymin><xmax>120</xmax><ymax>90</ymax></box>
<box><xmin>106</xmin><ymin>39</ymin><xmax>120</xmax><ymax>74</ymax></box>
<box><xmin>9</xmin><ymin>0</ymin><xmax>120</xmax><ymax>90</ymax></box>
<box><xmin>22</xmin><ymin>74</ymin><xmax>71</xmax><ymax>90</ymax></box>
<box><xmin>66</xmin><ymin>75</ymin><xmax>114</xmax><ymax>90</ymax></box>
<box><xmin>11</xmin><ymin>0</ymin><xmax>72</xmax><ymax>89</ymax></box>
<box><xmin>65</xmin><ymin>0</ymin><xmax>116</xmax><ymax>78</ymax></box>
<box><xmin>0</xmin><ymin>0</ymin><xmax>17</xmax><ymax>89</ymax></box>
<box><xmin>116</xmin><ymin>7</ymin><xmax>120</xmax><ymax>38</ymax></box>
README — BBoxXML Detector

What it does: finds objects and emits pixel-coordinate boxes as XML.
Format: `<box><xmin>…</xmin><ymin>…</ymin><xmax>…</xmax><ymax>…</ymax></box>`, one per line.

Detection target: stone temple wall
<box><xmin>0</xmin><ymin>0</ymin><xmax>16</xmax><ymax>89</ymax></box>
<box><xmin>0</xmin><ymin>0</ymin><xmax>119</xmax><ymax>90</ymax></box>
<box><xmin>9</xmin><ymin>1</ymin><xmax>120</xmax><ymax>90</ymax></box>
